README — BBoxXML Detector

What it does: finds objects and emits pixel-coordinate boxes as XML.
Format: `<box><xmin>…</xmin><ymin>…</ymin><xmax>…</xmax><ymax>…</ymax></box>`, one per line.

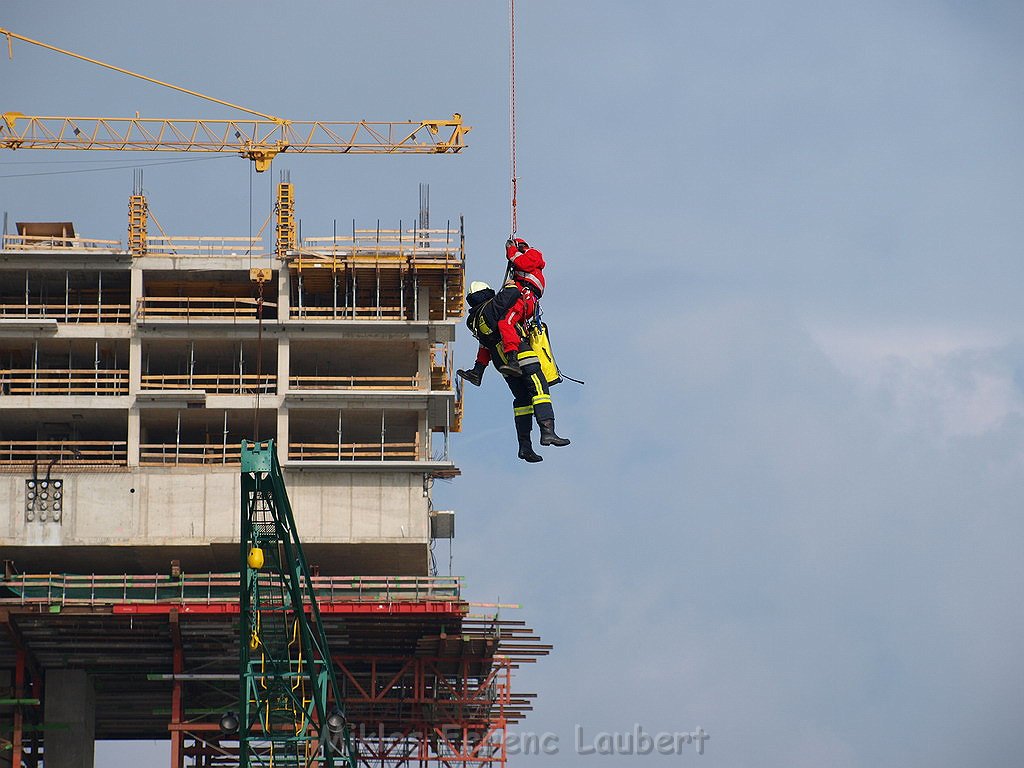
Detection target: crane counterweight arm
<box><xmin>0</xmin><ymin>113</ymin><xmax>469</xmax><ymax>171</ymax></box>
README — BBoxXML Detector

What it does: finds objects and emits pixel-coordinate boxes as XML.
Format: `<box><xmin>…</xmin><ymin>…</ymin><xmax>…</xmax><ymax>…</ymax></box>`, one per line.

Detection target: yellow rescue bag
<box><xmin>528</xmin><ymin>323</ymin><xmax>561</xmax><ymax>386</ymax></box>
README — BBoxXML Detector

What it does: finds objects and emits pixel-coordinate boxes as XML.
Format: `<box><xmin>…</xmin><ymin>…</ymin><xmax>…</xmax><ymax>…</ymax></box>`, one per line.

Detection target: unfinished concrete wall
<box><xmin>0</xmin><ymin>467</ymin><xmax>430</xmax><ymax>574</ymax></box>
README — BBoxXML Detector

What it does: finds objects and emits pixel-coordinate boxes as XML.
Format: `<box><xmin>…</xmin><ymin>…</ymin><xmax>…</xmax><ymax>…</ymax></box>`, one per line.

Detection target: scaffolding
<box><xmin>0</xmin><ymin>226</ymin><xmax>460</xmax><ymax>471</ymax></box>
<box><xmin>0</xmin><ymin>574</ymin><xmax>548</xmax><ymax>768</ymax></box>
<box><xmin>0</xmin><ymin>195</ymin><xmax>500</xmax><ymax>768</ymax></box>
<box><xmin>289</xmin><ymin>223</ymin><xmax>464</xmax><ymax>322</ymax></box>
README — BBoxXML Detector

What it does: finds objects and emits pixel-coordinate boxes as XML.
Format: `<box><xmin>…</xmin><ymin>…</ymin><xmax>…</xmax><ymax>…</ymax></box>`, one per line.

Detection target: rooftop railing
<box><xmin>144</xmin><ymin>236</ymin><xmax>270</xmax><ymax>258</ymax></box>
<box><xmin>295</xmin><ymin>226</ymin><xmax>463</xmax><ymax>267</ymax></box>
<box><xmin>1</xmin><ymin>234</ymin><xmax>123</xmax><ymax>251</ymax></box>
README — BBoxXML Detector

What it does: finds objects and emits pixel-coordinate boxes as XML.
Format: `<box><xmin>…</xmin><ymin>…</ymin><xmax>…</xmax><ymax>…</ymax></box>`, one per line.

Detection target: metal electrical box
<box><xmin>430</xmin><ymin>510</ymin><xmax>455</xmax><ymax>539</ymax></box>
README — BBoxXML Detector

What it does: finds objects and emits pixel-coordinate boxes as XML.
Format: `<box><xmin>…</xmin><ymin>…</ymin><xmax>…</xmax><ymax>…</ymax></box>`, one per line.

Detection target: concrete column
<box><xmin>416</xmin><ymin>286</ymin><xmax>430</xmax><ymax>321</ymax></box>
<box><xmin>277</xmin><ymin>336</ymin><xmax>290</xmax><ymax>397</ymax></box>
<box><xmin>277</xmin><ymin>263</ymin><xmax>291</xmax><ymax>319</ymax></box>
<box><xmin>127</xmin><ymin>333</ymin><xmax>142</xmax><ymax>467</ymax></box>
<box><xmin>277</xmin><ymin>406</ymin><xmax>289</xmax><ymax>465</ymax></box>
<box><xmin>417</xmin><ymin>342</ymin><xmax>431</xmax><ymax>391</ymax></box>
<box><xmin>128</xmin><ymin>267</ymin><xmax>144</xmax><ymax>468</ymax></box>
<box><xmin>419</xmin><ymin>412</ymin><xmax>430</xmax><ymax>460</ymax></box>
<box><xmin>0</xmin><ymin>669</ymin><xmax>11</xmax><ymax>768</ymax></box>
<box><xmin>44</xmin><ymin>669</ymin><xmax>95</xmax><ymax>768</ymax></box>
<box><xmin>127</xmin><ymin>407</ymin><xmax>141</xmax><ymax>468</ymax></box>
<box><xmin>129</xmin><ymin>268</ymin><xmax>143</xmax><ymax>324</ymax></box>
<box><xmin>276</xmin><ymin>333</ymin><xmax>290</xmax><ymax>464</ymax></box>
<box><xmin>128</xmin><ymin>337</ymin><xmax>142</xmax><ymax>396</ymax></box>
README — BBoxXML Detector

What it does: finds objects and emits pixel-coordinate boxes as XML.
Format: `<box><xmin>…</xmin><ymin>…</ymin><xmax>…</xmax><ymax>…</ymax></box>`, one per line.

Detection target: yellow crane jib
<box><xmin>0</xmin><ymin>26</ymin><xmax>469</xmax><ymax>171</ymax></box>
<box><xmin>0</xmin><ymin>113</ymin><xmax>469</xmax><ymax>170</ymax></box>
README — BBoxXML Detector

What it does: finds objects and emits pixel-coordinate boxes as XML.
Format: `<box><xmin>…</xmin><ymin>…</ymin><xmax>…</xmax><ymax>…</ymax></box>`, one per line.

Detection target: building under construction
<box><xmin>0</xmin><ymin>183</ymin><xmax>547</xmax><ymax>767</ymax></box>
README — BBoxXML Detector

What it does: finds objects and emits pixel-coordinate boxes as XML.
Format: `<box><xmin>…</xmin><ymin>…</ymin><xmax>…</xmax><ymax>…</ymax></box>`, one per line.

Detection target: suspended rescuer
<box><xmin>494</xmin><ymin>237</ymin><xmax>547</xmax><ymax>375</ymax></box>
<box><xmin>456</xmin><ymin>270</ymin><xmax>570</xmax><ymax>462</ymax></box>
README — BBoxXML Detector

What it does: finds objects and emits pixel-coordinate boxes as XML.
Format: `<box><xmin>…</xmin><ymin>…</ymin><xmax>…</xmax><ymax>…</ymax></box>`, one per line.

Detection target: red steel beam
<box><xmin>112</xmin><ymin>601</ymin><xmax>464</xmax><ymax>615</ymax></box>
<box><xmin>169</xmin><ymin>609</ymin><xmax>184</xmax><ymax>768</ymax></box>
<box><xmin>13</xmin><ymin>649</ymin><xmax>24</xmax><ymax>766</ymax></box>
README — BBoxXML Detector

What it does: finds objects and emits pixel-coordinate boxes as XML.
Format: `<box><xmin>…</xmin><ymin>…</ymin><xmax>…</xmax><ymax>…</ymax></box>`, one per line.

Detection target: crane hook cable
<box><xmin>0</xmin><ymin>26</ymin><xmax>282</xmax><ymax>123</ymax></box>
<box><xmin>509</xmin><ymin>0</ymin><xmax>518</xmax><ymax>236</ymax></box>
<box><xmin>251</xmin><ymin>163</ymin><xmax>264</xmax><ymax>442</ymax></box>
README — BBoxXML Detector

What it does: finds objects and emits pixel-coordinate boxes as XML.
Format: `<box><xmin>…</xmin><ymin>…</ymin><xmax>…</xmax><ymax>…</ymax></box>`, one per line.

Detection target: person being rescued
<box><xmin>456</xmin><ymin>238</ymin><xmax>570</xmax><ymax>463</ymax></box>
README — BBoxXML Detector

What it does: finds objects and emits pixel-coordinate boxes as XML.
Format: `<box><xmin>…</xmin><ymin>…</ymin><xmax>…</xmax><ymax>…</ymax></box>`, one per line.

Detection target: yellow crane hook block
<box><xmin>247</xmin><ymin>546</ymin><xmax>265</xmax><ymax>570</ymax></box>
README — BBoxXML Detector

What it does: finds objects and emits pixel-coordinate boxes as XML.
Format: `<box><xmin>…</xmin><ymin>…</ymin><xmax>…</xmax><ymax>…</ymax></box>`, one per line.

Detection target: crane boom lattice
<box><xmin>1</xmin><ymin>114</ymin><xmax>468</xmax><ymax>171</ymax></box>
<box><xmin>0</xmin><ymin>26</ymin><xmax>469</xmax><ymax>171</ymax></box>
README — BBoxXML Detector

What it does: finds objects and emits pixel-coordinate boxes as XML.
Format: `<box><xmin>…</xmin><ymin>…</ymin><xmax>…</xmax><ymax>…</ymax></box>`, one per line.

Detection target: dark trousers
<box><xmin>490</xmin><ymin>343</ymin><xmax>555</xmax><ymax>441</ymax></box>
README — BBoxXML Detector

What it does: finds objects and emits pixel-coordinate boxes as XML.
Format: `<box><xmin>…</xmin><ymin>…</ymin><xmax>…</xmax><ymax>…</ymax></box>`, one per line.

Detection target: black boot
<box><xmin>515</xmin><ymin>413</ymin><xmax>542</xmax><ymax>462</ymax></box>
<box><xmin>538</xmin><ymin>419</ymin><xmax>570</xmax><ymax>447</ymax></box>
<box><xmin>518</xmin><ymin>439</ymin><xmax>543</xmax><ymax>462</ymax></box>
<box><xmin>456</xmin><ymin>362</ymin><xmax>486</xmax><ymax>387</ymax></box>
<box><xmin>497</xmin><ymin>355</ymin><xmax>522</xmax><ymax>377</ymax></box>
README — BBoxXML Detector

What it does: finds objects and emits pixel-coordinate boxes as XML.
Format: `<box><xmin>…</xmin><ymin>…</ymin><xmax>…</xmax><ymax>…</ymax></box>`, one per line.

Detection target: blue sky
<box><xmin>4</xmin><ymin>2</ymin><xmax>1024</xmax><ymax>766</ymax></box>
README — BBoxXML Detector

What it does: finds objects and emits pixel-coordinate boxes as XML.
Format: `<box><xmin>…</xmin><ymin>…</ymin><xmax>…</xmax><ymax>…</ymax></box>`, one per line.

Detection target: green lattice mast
<box><xmin>238</xmin><ymin>439</ymin><xmax>356</xmax><ymax>767</ymax></box>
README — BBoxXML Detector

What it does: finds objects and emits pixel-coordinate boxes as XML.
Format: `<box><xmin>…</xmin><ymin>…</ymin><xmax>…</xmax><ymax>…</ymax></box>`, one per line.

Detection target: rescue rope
<box><xmin>509</xmin><ymin>0</ymin><xmax>518</xmax><ymax>236</ymax></box>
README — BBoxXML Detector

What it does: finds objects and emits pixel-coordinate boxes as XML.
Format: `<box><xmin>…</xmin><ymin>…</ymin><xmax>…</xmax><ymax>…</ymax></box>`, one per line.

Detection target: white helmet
<box><xmin>469</xmin><ymin>281</ymin><xmax>491</xmax><ymax>293</ymax></box>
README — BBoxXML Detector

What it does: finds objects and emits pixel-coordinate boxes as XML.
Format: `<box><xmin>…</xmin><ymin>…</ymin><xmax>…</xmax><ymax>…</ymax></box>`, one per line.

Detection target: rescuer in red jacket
<box><xmin>459</xmin><ymin>238</ymin><xmax>544</xmax><ymax>377</ymax></box>
<box><xmin>493</xmin><ymin>237</ymin><xmax>544</xmax><ymax>376</ymax></box>
<box><xmin>506</xmin><ymin>237</ymin><xmax>545</xmax><ymax>295</ymax></box>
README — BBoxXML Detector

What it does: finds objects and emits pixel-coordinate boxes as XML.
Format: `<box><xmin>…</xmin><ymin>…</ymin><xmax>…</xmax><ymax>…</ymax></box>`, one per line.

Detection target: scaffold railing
<box><xmin>0</xmin><ymin>302</ymin><xmax>130</xmax><ymax>323</ymax></box>
<box><xmin>0</xmin><ymin>573</ymin><xmax>461</xmax><ymax>607</ymax></box>
<box><xmin>289</xmin><ymin>303</ymin><xmax>407</xmax><ymax>320</ymax></box>
<box><xmin>288</xmin><ymin>441</ymin><xmax>420</xmax><ymax>462</ymax></box>
<box><xmin>0</xmin><ymin>367</ymin><xmax>128</xmax><ymax>395</ymax></box>
<box><xmin>136</xmin><ymin>296</ymin><xmax>278</xmax><ymax>320</ymax></box>
<box><xmin>139</xmin><ymin>443</ymin><xmax>244</xmax><ymax>466</ymax></box>
<box><xmin>145</xmin><ymin>235</ymin><xmax>271</xmax><ymax>258</ymax></box>
<box><xmin>1</xmin><ymin>233</ymin><xmax>123</xmax><ymax>251</ymax></box>
<box><xmin>295</xmin><ymin>226</ymin><xmax>463</xmax><ymax>267</ymax></box>
<box><xmin>141</xmin><ymin>372</ymin><xmax>276</xmax><ymax>394</ymax></box>
<box><xmin>430</xmin><ymin>343</ymin><xmax>453</xmax><ymax>390</ymax></box>
<box><xmin>288</xmin><ymin>374</ymin><xmax>417</xmax><ymax>390</ymax></box>
<box><xmin>0</xmin><ymin>439</ymin><xmax>127</xmax><ymax>466</ymax></box>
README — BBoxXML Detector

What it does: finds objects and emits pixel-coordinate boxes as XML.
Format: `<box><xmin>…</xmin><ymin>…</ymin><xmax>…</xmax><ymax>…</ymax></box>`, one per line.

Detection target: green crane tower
<box><xmin>237</xmin><ymin>439</ymin><xmax>356</xmax><ymax>767</ymax></box>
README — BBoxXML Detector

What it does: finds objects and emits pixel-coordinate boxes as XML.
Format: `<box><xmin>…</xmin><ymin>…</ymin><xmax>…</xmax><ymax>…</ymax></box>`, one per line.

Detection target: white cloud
<box><xmin>810</xmin><ymin>323</ymin><xmax>1024</xmax><ymax>438</ymax></box>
